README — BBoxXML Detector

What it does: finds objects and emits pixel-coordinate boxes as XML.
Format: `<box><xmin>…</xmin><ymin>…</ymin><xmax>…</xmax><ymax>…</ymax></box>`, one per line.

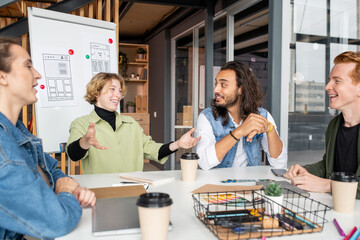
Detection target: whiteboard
<box><xmin>28</xmin><ymin>7</ymin><xmax>118</xmax><ymax>152</ymax></box>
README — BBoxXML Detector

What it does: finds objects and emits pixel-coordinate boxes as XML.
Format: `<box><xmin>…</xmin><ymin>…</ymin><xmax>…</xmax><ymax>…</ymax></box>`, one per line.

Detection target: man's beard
<box><xmin>214</xmin><ymin>91</ymin><xmax>240</xmax><ymax>109</ymax></box>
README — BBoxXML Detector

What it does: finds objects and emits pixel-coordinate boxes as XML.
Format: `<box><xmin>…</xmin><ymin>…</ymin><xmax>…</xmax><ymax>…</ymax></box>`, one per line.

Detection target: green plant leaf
<box><xmin>264</xmin><ymin>182</ymin><xmax>282</xmax><ymax>196</ymax></box>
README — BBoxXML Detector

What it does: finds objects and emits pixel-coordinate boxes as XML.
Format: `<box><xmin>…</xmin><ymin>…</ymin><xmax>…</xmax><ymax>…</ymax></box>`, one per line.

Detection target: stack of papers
<box><xmin>120</xmin><ymin>171</ymin><xmax>175</xmax><ymax>185</ymax></box>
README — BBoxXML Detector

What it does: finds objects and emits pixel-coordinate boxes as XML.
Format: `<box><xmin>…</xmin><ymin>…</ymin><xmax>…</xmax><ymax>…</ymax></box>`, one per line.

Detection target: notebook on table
<box><xmin>120</xmin><ymin>171</ymin><xmax>175</xmax><ymax>185</ymax></box>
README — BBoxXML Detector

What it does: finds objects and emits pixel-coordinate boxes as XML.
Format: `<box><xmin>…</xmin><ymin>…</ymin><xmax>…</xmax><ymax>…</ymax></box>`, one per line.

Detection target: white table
<box><xmin>58</xmin><ymin>166</ymin><xmax>360</xmax><ymax>240</ymax></box>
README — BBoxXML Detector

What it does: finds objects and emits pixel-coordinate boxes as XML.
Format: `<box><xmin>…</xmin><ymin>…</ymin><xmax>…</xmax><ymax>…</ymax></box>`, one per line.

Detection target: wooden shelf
<box><xmin>119</xmin><ymin>43</ymin><xmax>149</xmax><ymax>135</ymax></box>
<box><xmin>134</xmin><ymin>59</ymin><xmax>148</xmax><ymax>63</ymax></box>
<box><xmin>125</xmin><ymin>79</ymin><xmax>147</xmax><ymax>82</ymax></box>
<box><xmin>124</xmin><ymin>62</ymin><xmax>148</xmax><ymax>66</ymax></box>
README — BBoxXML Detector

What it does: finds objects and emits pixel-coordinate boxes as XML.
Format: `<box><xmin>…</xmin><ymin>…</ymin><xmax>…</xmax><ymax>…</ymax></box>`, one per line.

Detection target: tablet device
<box><xmin>92</xmin><ymin>196</ymin><xmax>172</xmax><ymax>236</ymax></box>
<box><xmin>271</xmin><ymin>169</ymin><xmax>287</xmax><ymax>177</ymax></box>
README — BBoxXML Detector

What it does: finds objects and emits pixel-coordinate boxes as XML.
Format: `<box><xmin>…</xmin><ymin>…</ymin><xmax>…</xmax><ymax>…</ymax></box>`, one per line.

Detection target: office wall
<box><xmin>148</xmin><ymin>31</ymin><xmax>166</xmax><ymax>142</ymax></box>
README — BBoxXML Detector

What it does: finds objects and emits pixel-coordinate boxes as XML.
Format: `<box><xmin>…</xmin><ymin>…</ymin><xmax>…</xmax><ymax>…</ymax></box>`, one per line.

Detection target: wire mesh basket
<box><xmin>192</xmin><ymin>188</ymin><xmax>331</xmax><ymax>239</ymax></box>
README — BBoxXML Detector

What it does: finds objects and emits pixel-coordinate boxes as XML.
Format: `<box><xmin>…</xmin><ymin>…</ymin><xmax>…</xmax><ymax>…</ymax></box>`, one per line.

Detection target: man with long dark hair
<box><xmin>196</xmin><ymin>61</ymin><xmax>287</xmax><ymax>170</ymax></box>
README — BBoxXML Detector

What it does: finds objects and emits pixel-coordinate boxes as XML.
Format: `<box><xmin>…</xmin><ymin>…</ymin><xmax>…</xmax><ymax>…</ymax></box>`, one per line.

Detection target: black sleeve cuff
<box><xmin>67</xmin><ymin>138</ymin><xmax>88</xmax><ymax>161</ymax></box>
<box><xmin>158</xmin><ymin>142</ymin><xmax>177</xmax><ymax>160</ymax></box>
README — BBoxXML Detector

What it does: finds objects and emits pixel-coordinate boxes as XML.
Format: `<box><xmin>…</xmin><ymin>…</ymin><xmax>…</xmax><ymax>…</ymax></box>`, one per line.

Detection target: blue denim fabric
<box><xmin>0</xmin><ymin>112</ymin><xmax>82</xmax><ymax>239</ymax></box>
<box><xmin>202</xmin><ymin>107</ymin><xmax>267</xmax><ymax>167</ymax></box>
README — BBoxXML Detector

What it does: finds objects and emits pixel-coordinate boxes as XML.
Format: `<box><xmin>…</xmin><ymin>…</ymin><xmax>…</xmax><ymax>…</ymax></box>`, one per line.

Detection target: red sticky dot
<box><xmin>40</xmin><ymin>85</ymin><xmax>45</xmax><ymax>89</ymax></box>
<box><xmin>68</xmin><ymin>49</ymin><xmax>74</xmax><ymax>55</ymax></box>
<box><xmin>108</xmin><ymin>38</ymin><xmax>113</xmax><ymax>44</ymax></box>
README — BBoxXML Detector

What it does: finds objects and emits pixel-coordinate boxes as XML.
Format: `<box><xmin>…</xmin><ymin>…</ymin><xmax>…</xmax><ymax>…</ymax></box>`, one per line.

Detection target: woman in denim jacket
<box><xmin>0</xmin><ymin>37</ymin><xmax>96</xmax><ymax>239</ymax></box>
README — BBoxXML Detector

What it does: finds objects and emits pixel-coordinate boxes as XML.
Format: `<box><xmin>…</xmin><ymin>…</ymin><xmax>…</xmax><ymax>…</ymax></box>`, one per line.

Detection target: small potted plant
<box><xmin>126</xmin><ymin>101</ymin><xmax>135</xmax><ymax>113</ymax></box>
<box><xmin>119</xmin><ymin>51</ymin><xmax>128</xmax><ymax>78</ymax></box>
<box><xmin>264</xmin><ymin>182</ymin><xmax>283</xmax><ymax>215</ymax></box>
<box><xmin>136</xmin><ymin>47</ymin><xmax>146</xmax><ymax>59</ymax></box>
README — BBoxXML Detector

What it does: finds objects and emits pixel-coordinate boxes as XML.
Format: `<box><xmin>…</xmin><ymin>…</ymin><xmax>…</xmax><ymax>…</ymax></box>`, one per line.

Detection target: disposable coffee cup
<box><xmin>180</xmin><ymin>153</ymin><xmax>199</xmax><ymax>182</ymax></box>
<box><xmin>137</xmin><ymin>192</ymin><xmax>173</xmax><ymax>240</ymax></box>
<box><xmin>330</xmin><ymin>172</ymin><xmax>358</xmax><ymax>213</ymax></box>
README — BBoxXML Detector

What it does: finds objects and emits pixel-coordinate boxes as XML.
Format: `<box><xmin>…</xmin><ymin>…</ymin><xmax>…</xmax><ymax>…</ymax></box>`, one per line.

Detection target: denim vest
<box><xmin>202</xmin><ymin>107</ymin><xmax>267</xmax><ymax>167</ymax></box>
<box><xmin>0</xmin><ymin>113</ymin><xmax>82</xmax><ymax>239</ymax></box>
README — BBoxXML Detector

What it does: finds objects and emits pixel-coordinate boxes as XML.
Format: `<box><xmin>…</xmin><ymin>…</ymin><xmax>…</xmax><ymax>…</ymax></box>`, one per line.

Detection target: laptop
<box><xmin>92</xmin><ymin>196</ymin><xmax>172</xmax><ymax>237</ymax></box>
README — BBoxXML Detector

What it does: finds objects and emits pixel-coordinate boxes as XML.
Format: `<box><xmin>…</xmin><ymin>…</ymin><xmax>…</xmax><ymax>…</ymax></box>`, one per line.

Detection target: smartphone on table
<box><xmin>271</xmin><ymin>168</ymin><xmax>287</xmax><ymax>177</ymax></box>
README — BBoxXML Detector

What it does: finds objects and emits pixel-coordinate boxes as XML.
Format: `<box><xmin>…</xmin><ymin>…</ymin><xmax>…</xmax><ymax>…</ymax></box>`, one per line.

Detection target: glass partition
<box><xmin>288</xmin><ymin>0</ymin><xmax>360</xmax><ymax>166</ymax></box>
<box><xmin>171</xmin><ymin>15</ymin><xmax>229</xmax><ymax>170</ymax></box>
<box><xmin>173</xmin><ymin>30</ymin><xmax>194</xmax><ymax>169</ymax></box>
<box><xmin>232</xmin><ymin>5</ymin><xmax>269</xmax><ymax>108</ymax></box>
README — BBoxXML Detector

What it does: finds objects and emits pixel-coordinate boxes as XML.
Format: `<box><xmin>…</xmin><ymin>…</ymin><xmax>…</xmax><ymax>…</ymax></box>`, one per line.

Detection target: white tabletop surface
<box><xmin>58</xmin><ymin>166</ymin><xmax>360</xmax><ymax>240</ymax></box>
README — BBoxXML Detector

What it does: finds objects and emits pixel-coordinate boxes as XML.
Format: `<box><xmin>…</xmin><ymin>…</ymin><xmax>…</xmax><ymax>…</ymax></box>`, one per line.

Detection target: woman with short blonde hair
<box><xmin>67</xmin><ymin>72</ymin><xmax>200</xmax><ymax>174</ymax></box>
<box><xmin>84</xmin><ymin>72</ymin><xmax>127</xmax><ymax>105</ymax></box>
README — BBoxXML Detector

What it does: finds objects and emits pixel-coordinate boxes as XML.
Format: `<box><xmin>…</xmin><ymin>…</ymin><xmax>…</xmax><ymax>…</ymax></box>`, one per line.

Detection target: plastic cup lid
<box><xmin>136</xmin><ymin>192</ymin><xmax>173</xmax><ymax>208</ymax></box>
<box><xmin>330</xmin><ymin>172</ymin><xmax>358</xmax><ymax>182</ymax></box>
<box><xmin>180</xmin><ymin>152</ymin><xmax>199</xmax><ymax>160</ymax></box>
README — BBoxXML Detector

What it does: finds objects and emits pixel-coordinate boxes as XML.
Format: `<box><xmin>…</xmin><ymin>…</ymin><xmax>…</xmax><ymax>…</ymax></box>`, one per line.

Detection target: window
<box><xmin>288</xmin><ymin>0</ymin><xmax>360</xmax><ymax>166</ymax></box>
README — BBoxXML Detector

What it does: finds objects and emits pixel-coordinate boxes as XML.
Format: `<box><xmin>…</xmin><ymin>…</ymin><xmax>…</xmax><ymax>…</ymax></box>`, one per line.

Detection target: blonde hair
<box><xmin>334</xmin><ymin>51</ymin><xmax>360</xmax><ymax>84</ymax></box>
<box><xmin>84</xmin><ymin>72</ymin><xmax>127</xmax><ymax>104</ymax></box>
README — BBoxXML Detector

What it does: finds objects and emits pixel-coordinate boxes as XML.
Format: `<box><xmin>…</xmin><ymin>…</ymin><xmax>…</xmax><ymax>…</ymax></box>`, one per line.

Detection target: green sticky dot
<box><xmin>86</xmin><ymin>55</ymin><xmax>90</xmax><ymax>59</ymax></box>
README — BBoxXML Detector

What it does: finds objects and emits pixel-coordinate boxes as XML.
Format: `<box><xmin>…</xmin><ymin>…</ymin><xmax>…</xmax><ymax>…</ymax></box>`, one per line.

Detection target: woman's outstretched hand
<box><xmin>170</xmin><ymin>128</ymin><xmax>201</xmax><ymax>151</ymax></box>
<box><xmin>79</xmin><ymin>123</ymin><xmax>108</xmax><ymax>150</ymax></box>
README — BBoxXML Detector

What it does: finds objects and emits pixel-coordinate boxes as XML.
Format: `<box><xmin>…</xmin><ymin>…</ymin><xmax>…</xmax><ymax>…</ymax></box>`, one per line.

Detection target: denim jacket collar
<box><xmin>0</xmin><ymin>112</ymin><xmax>36</xmax><ymax>147</ymax></box>
<box><xmin>201</xmin><ymin>107</ymin><xmax>267</xmax><ymax>167</ymax></box>
<box><xmin>0</xmin><ymin>112</ymin><xmax>55</xmax><ymax>189</ymax></box>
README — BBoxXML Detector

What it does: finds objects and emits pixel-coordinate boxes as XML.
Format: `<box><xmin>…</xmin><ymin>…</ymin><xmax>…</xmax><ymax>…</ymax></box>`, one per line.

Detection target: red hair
<box><xmin>334</xmin><ymin>51</ymin><xmax>360</xmax><ymax>84</ymax></box>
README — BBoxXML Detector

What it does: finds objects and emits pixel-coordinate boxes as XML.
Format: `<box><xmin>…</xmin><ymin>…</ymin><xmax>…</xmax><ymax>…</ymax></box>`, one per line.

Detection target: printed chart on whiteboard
<box><xmin>90</xmin><ymin>42</ymin><xmax>110</xmax><ymax>76</ymax></box>
<box><xmin>40</xmin><ymin>53</ymin><xmax>76</xmax><ymax>108</ymax></box>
